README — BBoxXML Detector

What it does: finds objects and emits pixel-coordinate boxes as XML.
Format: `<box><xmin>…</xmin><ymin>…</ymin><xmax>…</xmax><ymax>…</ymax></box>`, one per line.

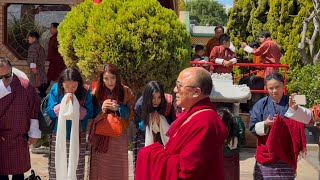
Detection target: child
<box><xmin>209</xmin><ymin>34</ymin><xmax>237</xmax><ymax>74</ymax></box>
<box><xmin>191</xmin><ymin>45</ymin><xmax>205</xmax><ymax>62</ymax></box>
<box><xmin>192</xmin><ymin>45</ymin><xmax>210</xmax><ymax>70</ymax></box>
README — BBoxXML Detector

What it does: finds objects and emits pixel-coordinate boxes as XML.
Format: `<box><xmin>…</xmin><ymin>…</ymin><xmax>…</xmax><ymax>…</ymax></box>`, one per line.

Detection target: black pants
<box><xmin>0</xmin><ymin>174</ymin><xmax>24</xmax><ymax>180</ymax></box>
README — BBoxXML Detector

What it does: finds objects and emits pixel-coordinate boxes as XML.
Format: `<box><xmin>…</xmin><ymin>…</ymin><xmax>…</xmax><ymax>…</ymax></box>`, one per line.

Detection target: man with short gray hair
<box><xmin>136</xmin><ymin>67</ymin><xmax>228</xmax><ymax>180</ymax></box>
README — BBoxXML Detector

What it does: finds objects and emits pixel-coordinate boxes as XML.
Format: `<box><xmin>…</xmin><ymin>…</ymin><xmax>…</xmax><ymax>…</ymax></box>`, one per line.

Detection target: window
<box><xmin>5</xmin><ymin>4</ymin><xmax>71</xmax><ymax>59</ymax></box>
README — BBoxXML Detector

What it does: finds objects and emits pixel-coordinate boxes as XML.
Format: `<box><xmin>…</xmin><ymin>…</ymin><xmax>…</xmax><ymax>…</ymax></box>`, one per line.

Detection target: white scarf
<box><xmin>145</xmin><ymin>114</ymin><xmax>170</xmax><ymax>146</ymax></box>
<box><xmin>55</xmin><ymin>94</ymin><xmax>80</xmax><ymax>180</ymax></box>
<box><xmin>0</xmin><ymin>79</ymin><xmax>11</xmax><ymax>99</ymax></box>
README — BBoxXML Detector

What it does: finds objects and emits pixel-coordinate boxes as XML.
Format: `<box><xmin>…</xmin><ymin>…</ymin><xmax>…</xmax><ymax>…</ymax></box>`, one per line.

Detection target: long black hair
<box><xmin>57</xmin><ymin>68</ymin><xmax>86</xmax><ymax>101</ymax></box>
<box><xmin>217</xmin><ymin>106</ymin><xmax>238</xmax><ymax>141</ymax></box>
<box><xmin>142</xmin><ymin>81</ymin><xmax>167</xmax><ymax>126</ymax></box>
<box><xmin>94</xmin><ymin>63</ymin><xmax>124</xmax><ymax>107</ymax></box>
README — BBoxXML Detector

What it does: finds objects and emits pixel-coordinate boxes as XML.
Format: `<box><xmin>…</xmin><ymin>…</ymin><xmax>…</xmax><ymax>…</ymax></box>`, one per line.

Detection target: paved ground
<box><xmin>23</xmin><ymin>147</ymin><xmax>319</xmax><ymax>180</ymax></box>
<box><xmin>239</xmin><ymin>148</ymin><xmax>319</xmax><ymax>180</ymax></box>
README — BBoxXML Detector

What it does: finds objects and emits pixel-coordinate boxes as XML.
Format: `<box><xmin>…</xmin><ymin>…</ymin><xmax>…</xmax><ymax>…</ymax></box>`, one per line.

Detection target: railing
<box><xmin>190</xmin><ymin>61</ymin><xmax>290</xmax><ymax>94</ymax></box>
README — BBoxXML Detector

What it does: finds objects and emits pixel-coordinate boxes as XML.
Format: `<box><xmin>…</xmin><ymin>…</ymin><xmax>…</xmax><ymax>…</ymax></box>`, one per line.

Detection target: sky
<box><xmin>217</xmin><ymin>0</ymin><xmax>233</xmax><ymax>11</ymax></box>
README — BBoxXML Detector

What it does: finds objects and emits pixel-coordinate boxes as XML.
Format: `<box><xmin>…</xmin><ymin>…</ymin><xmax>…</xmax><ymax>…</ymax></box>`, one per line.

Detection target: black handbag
<box><xmin>25</xmin><ymin>170</ymin><xmax>41</xmax><ymax>180</ymax></box>
<box><xmin>38</xmin><ymin>95</ymin><xmax>55</xmax><ymax>134</ymax></box>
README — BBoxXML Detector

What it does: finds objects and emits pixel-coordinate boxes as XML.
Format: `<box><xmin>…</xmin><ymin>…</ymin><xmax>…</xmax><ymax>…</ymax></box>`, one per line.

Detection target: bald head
<box><xmin>0</xmin><ymin>58</ymin><xmax>12</xmax><ymax>76</ymax></box>
<box><xmin>180</xmin><ymin>67</ymin><xmax>212</xmax><ymax>96</ymax></box>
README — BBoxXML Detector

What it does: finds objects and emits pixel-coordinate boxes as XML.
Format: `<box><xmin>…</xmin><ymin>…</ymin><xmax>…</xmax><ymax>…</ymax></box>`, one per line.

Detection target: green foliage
<box><xmin>58</xmin><ymin>0</ymin><xmax>191</xmax><ymax>94</ymax></box>
<box><xmin>179</xmin><ymin>0</ymin><xmax>185</xmax><ymax>11</ymax></box>
<box><xmin>185</xmin><ymin>0</ymin><xmax>228</xmax><ymax>26</ymax></box>
<box><xmin>228</xmin><ymin>0</ymin><xmax>320</xmax><ymax>106</ymax></box>
<box><xmin>287</xmin><ymin>64</ymin><xmax>320</xmax><ymax>107</ymax></box>
<box><xmin>227</xmin><ymin>0</ymin><xmax>257</xmax><ymax>64</ymax></box>
<box><xmin>58</xmin><ymin>0</ymin><xmax>95</xmax><ymax>68</ymax></box>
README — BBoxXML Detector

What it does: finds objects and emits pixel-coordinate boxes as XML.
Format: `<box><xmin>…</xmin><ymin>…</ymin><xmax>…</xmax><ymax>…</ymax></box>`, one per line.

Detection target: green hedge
<box><xmin>287</xmin><ymin>64</ymin><xmax>320</xmax><ymax>107</ymax></box>
<box><xmin>58</xmin><ymin>0</ymin><xmax>191</xmax><ymax>94</ymax></box>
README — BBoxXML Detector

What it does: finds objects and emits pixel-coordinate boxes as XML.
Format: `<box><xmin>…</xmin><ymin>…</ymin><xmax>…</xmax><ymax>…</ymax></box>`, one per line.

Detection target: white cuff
<box><xmin>255</xmin><ymin>121</ymin><xmax>268</xmax><ymax>136</ymax></box>
<box><xmin>215</xmin><ymin>58</ymin><xmax>224</xmax><ymax>64</ymax></box>
<box><xmin>244</xmin><ymin>46</ymin><xmax>254</xmax><ymax>53</ymax></box>
<box><xmin>30</xmin><ymin>63</ymin><xmax>37</xmax><ymax>69</ymax></box>
<box><xmin>285</xmin><ymin>106</ymin><xmax>313</xmax><ymax>124</ymax></box>
<box><xmin>230</xmin><ymin>58</ymin><xmax>237</xmax><ymax>64</ymax></box>
<box><xmin>28</xmin><ymin>119</ymin><xmax>41</xmax><ymax>138</ymax></box>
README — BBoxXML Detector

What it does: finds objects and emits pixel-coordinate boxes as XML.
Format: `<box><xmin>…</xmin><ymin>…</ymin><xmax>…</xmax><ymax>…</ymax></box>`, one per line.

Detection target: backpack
<box><xmin>235</xmin><ymin>116</ymin><xmax>246</xmax><ymax>146</ymax></box>
<box><xmin>38</xmin><ymin>95</ymin><xmax>55</xmax><ymax>134</ymax></box>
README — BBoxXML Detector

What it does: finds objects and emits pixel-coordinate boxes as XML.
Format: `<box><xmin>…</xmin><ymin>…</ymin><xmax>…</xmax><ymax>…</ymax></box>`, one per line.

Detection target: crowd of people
<box><xmin>0</xmin><ymin>22</ymin><xmax>317</xmax><ymax>180</ymax></box>
<box><xmin>191</xmin><ymin>26</ymin><xmax>281</xmax><ymax>79</ymax></box>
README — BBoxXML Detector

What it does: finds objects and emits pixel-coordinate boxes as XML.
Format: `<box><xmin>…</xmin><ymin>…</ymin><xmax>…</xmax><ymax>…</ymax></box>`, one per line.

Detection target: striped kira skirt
<box><xmin>254</xmin><ymin>161</ymin><xmax>295</xmax><ymax>180</ymax></box>
<box><xmin>48</xmin><ymin>133</ymin><xmax>87</xmax><ymax>180</ymax></box>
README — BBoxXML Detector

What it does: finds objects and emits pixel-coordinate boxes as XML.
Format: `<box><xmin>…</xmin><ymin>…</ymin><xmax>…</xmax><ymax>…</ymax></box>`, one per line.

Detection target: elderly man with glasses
<box><xmin>0</xmin><ymin>58</ymin><xmax>41</xmax><ymax>180</ymax></box>
<box><xmin>136</xmin><ymin>67</ymin><xmax>228</xmax><ymax>180</ymax></box>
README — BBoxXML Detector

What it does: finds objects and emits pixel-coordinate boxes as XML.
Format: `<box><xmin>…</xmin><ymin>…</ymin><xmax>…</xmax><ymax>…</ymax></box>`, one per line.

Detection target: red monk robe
<box><xmin>136</xmin><ymin>98</ymin><xmax>228</xmax><ymax>180</ymax></box>
<box><xmin>47</xmin><ymin>33</ymin><xmax>66</xmax><ymax>82</ymax></box>
<box><xmin>257</xmin><ymin>115</ymin><xmax>306</xmax><ymax>171</ymax></box>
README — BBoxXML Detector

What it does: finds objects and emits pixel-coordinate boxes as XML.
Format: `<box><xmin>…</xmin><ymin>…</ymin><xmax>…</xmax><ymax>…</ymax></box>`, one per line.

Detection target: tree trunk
<box><xmin>298</xmin><ymin>0</ymin><xmax>320</xmax><ymax>65</ymax></box>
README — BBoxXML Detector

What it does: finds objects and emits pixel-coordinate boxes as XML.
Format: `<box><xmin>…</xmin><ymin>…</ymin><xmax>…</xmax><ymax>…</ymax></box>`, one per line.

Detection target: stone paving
<box><xmin>23</xmin><ymin>148</ymin><xmax>318</xmax><ymax>180</ymax></box>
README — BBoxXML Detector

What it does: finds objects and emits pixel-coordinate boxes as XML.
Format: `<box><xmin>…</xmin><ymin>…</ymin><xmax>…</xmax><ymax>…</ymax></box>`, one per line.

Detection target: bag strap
<box><xmin>81</xmin><ymin>84</ymin><xmax>90</xmax><ymax>107</ymax></box>
<box><xmin>173</xmin><ymin>109</ymin><xmax>214</xmax><ymax>137</ymax></box>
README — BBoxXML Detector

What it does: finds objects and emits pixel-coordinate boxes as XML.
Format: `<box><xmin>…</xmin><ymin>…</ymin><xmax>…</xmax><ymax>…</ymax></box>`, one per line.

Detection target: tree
<box><xmin>227</xmin><ymin>0</ymin><xmax>257</xmax><ymax>63</ymax></box>
<box><xmin>228</xmin><ymin>0</ymin><xmax>320</xmax><ymax>106</ymax></box>
<box><xmin>179</xmin><ymin>0</ymin><xmax>185</xmax><ymax>11</ymax></box>
<box><xmin>298</xmin><ymin>0</ymin><xmax>320</xmax><ymax>65</ymax></box>
<box><xmin>58</xmin><ymin>0</ymin><xmax>191</xmax><ymax>94</ymax></box>
<box><xmin>185</xmin><ymin>0</ymin><xmax>228</xmax><ymax>26</ymax></box>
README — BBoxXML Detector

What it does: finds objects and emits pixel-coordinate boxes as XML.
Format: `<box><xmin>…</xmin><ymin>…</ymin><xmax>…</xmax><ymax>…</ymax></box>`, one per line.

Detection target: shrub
<box><xmin>58</xmin><ymin>0</ymin><xmax>191</xmax><ymax>94</ymax></box>
<box><xmin>287</xmin><ymin>64</ymin><xmax>320</xmax><ymax>107</ymax></box>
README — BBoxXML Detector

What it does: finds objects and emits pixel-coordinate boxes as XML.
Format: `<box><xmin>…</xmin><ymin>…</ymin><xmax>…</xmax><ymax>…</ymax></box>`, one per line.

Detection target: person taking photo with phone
<box><xmin>250</xmin><ymin>73</ymin><xmax>313</xmax><ymax>179</ymax></box>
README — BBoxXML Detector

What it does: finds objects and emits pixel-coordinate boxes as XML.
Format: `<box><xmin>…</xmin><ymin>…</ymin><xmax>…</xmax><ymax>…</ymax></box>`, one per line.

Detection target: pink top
<box><xmin>54</xmin><ymin>104</ymin><xmax>87</xmax><ymax>120</ymax></box>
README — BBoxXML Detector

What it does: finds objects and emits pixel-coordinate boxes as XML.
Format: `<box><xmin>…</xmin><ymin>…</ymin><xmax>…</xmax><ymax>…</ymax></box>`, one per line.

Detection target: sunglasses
<box><xmin>0</xmin><ymin>72</ymin><xmax>12</xmax><ymax>79</ymax></box>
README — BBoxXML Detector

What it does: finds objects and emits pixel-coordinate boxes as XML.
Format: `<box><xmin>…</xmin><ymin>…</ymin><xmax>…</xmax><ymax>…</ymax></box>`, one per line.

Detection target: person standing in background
<box><xmin>47</xmin><ymin>23</ymin><xmax>66</xmax><ymax>86</ymax></box>
<box><xmin>241</xmin><ymin>30</ymin><xmax>281</xmax><ymax>79</ymax></box>
<box><xmin>27</xmin><ymin>31</ymin><xmax>47</xmax><ymax>98</ymax></box>
<box><xmin>206</xmin><ymin>26</ymin><xmax>224</xmax><ymax>56</ymax></box>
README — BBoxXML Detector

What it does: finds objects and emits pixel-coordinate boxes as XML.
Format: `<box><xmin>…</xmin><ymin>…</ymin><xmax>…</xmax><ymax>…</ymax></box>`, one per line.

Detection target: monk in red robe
<box><xmin>0</xmin><ymin>59</ymin><xmax>41</xmax><ymax>180</ymax></box>
<box><xmin>241</xmin><ymin>30</ymin><xmax>281</xmax><ymax>79</ymax></box>
<box><xmin>136</xmin><ymin>67</ymin><xmax>228</xmax><ymax>180</ymax></box>
<box><xmin>47</xmin><ymin>23</ymin><xmax>66</xmax><ymax>83</ymax></box>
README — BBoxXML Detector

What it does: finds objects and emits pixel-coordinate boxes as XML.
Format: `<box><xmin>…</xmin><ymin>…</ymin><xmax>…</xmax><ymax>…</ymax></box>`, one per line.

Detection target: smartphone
<box><xmin>293</xmin><ymin>95</ymin><xmax>307</xmax><ymax>105</ymax></box>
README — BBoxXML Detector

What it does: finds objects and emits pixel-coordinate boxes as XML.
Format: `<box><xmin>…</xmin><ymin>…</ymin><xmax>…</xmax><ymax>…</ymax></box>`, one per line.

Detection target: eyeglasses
<box><xmin>0</xmin><ymin>72</ymin><xmax>12</xmax><ymax>80</ymax></box>
<box><xmin>175</xmin><ymin>83</ymin><xmax>198</xmax><ymax>90</ymax></box>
